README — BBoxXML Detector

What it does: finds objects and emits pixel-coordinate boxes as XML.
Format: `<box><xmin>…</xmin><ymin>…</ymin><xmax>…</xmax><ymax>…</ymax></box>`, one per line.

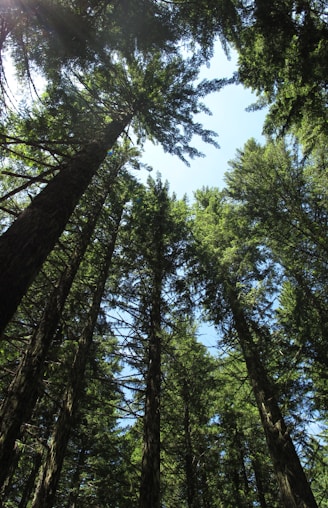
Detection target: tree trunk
<box><xmin>139</xmin><ymin>218</ymin><xmax>163</xmax><ymax>508</ymax></box>
<box><xmin>18</xmin><ymin>452</ymin><xmax>42</xmax><ymax>508</ymax></box>
<box><xmin>252</xmin><ymin>454</ymin><xmax>268</xmax><ymax>508</ymax></box>
<box><xmin>182</xmin><ymin>384</ymin><xmax>197</xmax><ymax>508</ymax></box>
<box><xmin>0</xmin><ymin>115</ymin><xmax>131</xmax><ymax>335</ymax></box>
<box><xmin>31</xmin><ymin>210</ymin><xmax>122</xmax><ymax>508</ymax></box>
<box><xmin>139</xmin><ymin>316</ymin><xmax>161</xmax><ymax>508</ymax></box>
<box><xmin>234</xmin><ymin>424</ymin><xmax>252</xmax><ymax>508</ymax></box>
<box><xmin>65</xmin><ymin>447</ymin><xmax>86</xmax><ymax>508</ymax></box>
<box><xmin>226</xmin><ymin>284</ymin><xmax>318</xmax><ymax>508</ymax></box>
<box><xmin>0</xmin><ymin>174</ymin><xmax>117</xmax><ymax>489</ymax></box>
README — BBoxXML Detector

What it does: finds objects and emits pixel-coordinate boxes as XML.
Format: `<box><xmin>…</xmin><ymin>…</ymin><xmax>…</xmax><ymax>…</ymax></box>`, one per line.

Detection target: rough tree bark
<box><xmin>225</xmin><ymin>284</ymin><xmax>318</xmax><ymax>508</ymax></box>
<box><xmin>0</xmin><ymin>115</ymin><xmax>131</xmax><ymax>335</ymax></box>
<box><xmin>0</xmin><ymin>172</ymin><xmax>119</xmax><ymax>490</ymax></box>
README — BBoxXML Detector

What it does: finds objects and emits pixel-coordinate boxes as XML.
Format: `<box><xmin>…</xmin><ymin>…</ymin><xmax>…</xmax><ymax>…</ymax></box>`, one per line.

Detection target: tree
<box><xmin>111</xmin><ymin>176</ymin><xmax>191</xmax><ymax>507</ymax></box>
<box><xmin>192</xmin><ymin>188</ymin><xmax>318</xmax><ymax>507</ymax></box>
<box><xmin>226</xmin><ymin>137</ymin><xmax>328</xmax><ymax>409</ymax></box>
<box><xmin>0</xmin><ymin>53</ymin><xmax>222</xmax><ymax>335</ymax></box>
<box><xmin>227</xmin><ymin>1</ymin><xmax>328</xmax><ymax>139</ymax></box>
<box><xmin>161</xmin><ymin>321</ymin><xmax>221</xmax><ymax>508</ymax></box>
<box><xmin>0</xmin><ymin>162</ymin><xmax>133</xmax><ymax>490</ymax></box>
<box><xmin>30</xmin><ymin>191</ymin><xmax>126</xmax><ymax>507</ymax></box>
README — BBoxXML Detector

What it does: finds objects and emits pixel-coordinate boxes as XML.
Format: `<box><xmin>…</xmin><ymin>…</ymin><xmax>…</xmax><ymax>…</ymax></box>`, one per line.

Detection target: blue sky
<box><xmin>136</xmin><ymin>42</ymin><xmax>267</xmax><ymax>200</ymax></box>
<box><xmin>133</xmin><ymin>42</ymin><xmax>268</xmax><ymax>349</ymax></box>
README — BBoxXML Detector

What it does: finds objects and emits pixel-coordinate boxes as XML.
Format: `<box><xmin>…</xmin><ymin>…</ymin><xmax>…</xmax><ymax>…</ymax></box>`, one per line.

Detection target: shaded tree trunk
<box><xmin>139</xmin><ymin>297</ymin><xmax>161</xmax><ymax>508</ymax></box>
<box><xmin>252</xmin><ymin>454</ymin><xmax>268</xmax><ymax>508</ymax></box>
<box><xmin>234</xmin><ymin>424</ymin><xmax>252</xmax><ymax>508</ymax></box>
<box><xmin>183</xmin><ymin>384</ymin><xmax>197</xmax><ymax>508</ymax></box>
<box><xmin>65</xmin><ymin>447</ymin><xmax>86</xmax><ymax>508</ymax></box>
<box><xmin>18</xmin><ymin>452</ymin><xmax>42</xmax><ymax>508</ymax></box>
<box><xmin>31</xmin><ymin>208</ymin><xmax>123</xmax><ymax>508</ymax></box>
<box><xmin>0</xmin><ymin>115</ymin><xmax>131</xmax><ymax>335</ymax></box>
<box><xmin>139</xmin><ymin>206</ymin><xmax>164</xmax><ymax>508</ymax></box>
<box><xmin>0</xmin><ymin>173</ymin><xmax>118</xmax><ymax>489</ymax></box>
<box><xmin>226</xmin><ymin>284</ymin><xmax>318</xmax><ymax>508</ymax></box>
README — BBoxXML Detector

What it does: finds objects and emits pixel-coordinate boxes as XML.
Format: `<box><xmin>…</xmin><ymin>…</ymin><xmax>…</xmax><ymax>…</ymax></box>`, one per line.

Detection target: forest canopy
<box><xmin>0</xmin><ymin>1</ymin><xmax>327</xmax><ymax>507</ymax></box>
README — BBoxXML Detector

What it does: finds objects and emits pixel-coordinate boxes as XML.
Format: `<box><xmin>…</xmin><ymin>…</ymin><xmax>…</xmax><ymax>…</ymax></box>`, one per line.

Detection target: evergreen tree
<box><xmin>30</xmin><ymin>200</ymin><xmax>124</xmax><ymax>508</ymax></box>
<box><xmin>0</xmin><ymin>160</ymin><xmax>132</xmax><ymax>489</ymax></box>
<box><xmin>0</xmin><ymin>54</ymin><xmax>222</xmax><ymax>334</ymax></box>
<box><xmin>111</xmin><ymin>176</ymin><xmax>191</xmax><ymax>507</ymax></box>
<box><xmin>192</xmin><ymin>188</ymin><xmax>318</xmax><ymax>507</ymax></box>
<box><xmin>226</xmin><ymin>137</ymin><xmax>328</xmax><ymax>419</ymax></box>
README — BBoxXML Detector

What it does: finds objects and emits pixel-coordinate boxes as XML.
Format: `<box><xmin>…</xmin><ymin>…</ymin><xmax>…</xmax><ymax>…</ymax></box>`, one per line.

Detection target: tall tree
<box><xmin>226</xmin><ymin>137</ymin><xmax>328</xmax><ymax>402</ymax></box>
<box><xmin>30</xmin><ymin>193</ymin><xmax>125</xmax><ymax>508</ymax></box>
<box><xmin>0</xmin><ymin>161</ymin><xmax>133</xmax><ymax>489</ymax></box>
<box><xmin>192</xmin><ymin>188</ymin><xmax>318</xmax><ymax>508</ymax></box>
<box><xmin>0</xmin><ymin>53</ymin><xmax>222</xmax><ymax>334</ymax></box>
<box><xmin>161</xmin><ymin>322</ymin><xmax>220</xmax><ymax>508</ymax></box>
<box><xmin>112</xmin><ymin>176</ymin><xmax>190</xmax><ymax>507</ymax></box>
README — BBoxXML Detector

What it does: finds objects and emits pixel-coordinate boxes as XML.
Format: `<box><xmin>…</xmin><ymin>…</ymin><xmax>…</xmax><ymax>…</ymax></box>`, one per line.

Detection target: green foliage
<box><xmin>0</xmin><ymin>2</ymin><xmax>327</xmax><ymax>506</ymax></box>
<box><xmin>232</xmin><ymin>1</ymin><xmax>328</xmax><ymax>138</ymax></box>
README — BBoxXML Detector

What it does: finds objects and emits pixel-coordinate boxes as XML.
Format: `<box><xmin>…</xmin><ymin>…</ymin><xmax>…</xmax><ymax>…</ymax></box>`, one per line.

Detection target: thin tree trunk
<box><xmin>251</xmin><ymin>454</ymin><xmax>268</xmax><ymax>508</ymax></box>
<box><xmin>226</xmin><ymin>284</ymin><xmax>318</xmax><ymax>508</ymax></box>
<box><xmin>139</xmin><ymin>312</ymin><xmax>161</xmax><ymax>508</ymax></box>
<box><xmin>234</xmin><ymin>424</ymin><xmax>252</xmax><ymax>508</ymax></box>
<box><xmin>139</xmin><ymin>215</ymin><xmax>163</xmax><ymax>508</ymax></box>
<box><xmin>31</xmin><ymin>209</ymin><xmax>123</xmax><ymax>508</ymax></box>
<box><xmin>18</xmin><ymin>452</ymin><xmax>42</xmax><ymax>508</ymax></box>
<box><xmin>0</xmin><ymin>173</ymin><xmax>118</xmax><ymax>489</ymax></box>
<box><xmin>0</xmin><ymin>115</ymin><xmax>131</xmax><ymax>335</ymax></box>
<box><xmin>182</xmin><ymin>384</ymin><xmax>197</xmax><ymax>508</ymax></box>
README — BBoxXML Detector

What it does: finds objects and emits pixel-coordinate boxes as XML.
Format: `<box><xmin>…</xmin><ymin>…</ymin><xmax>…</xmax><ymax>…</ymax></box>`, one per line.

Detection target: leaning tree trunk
<box><xmin>31</xmin><ymin>208</ymin><xmax>123</xmax><ymax>508</ymax></box>
<box><xmin>225</xmin><ymin>284</ymin><xmax>318</xmax><ymax>508</ymax></box>
<box><xmin>0</xmin><ymin>170</ymin><xmax>120</xmax><ymax>490</ymax></box>
<box><xmin>0</xmin><ymin>115</ymin><xmax>131</xmax><ymax>335</ymax></box>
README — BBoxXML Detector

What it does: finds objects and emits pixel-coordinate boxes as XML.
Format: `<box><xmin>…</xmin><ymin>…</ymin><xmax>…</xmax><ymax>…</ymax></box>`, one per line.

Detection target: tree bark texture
<box><xmin>0</xmin><ymin>116</ymin><xmax>131</xmax><ymax>335</ymax></box>
<box><xmin>0</xmin><ymin>177</ymin><xmax>115</xmax><ymax>490</ymax></box>
<box><xmin>226</xmin><ymin>284</ymin><xmax>318</xmax><ymax>508</ymax></box>
<box><xmin>31</xmin><ymin>211</ymin><xmax>122</xmax><ymax>508</ymax></box>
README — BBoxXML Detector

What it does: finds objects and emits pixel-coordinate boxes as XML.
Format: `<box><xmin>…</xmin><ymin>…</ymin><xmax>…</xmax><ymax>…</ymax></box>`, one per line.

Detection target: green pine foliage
<box><xmin>0</xmin><ymin>1</ymin><xmax>327</xmax><ymax>506</ymax></box>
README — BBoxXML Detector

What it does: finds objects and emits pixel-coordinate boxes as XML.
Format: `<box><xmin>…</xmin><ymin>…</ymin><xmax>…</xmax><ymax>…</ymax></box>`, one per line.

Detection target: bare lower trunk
<box><xmin>139</xmin><ymin>214</ymin><xmax>163</xmax><ymax>508</ymax></box>
<box><xmin>226</xmin><ymin>284</ymin><xmax>318</xmax><ymax>508</ymax></box>
<box><xmin>0</xmin><ymin>174</ymin><xmax>117</xmax><ymax>489</ymax></box>
<box><xmin>0</xmin><ymin>116</ymin><xmax>131</xmax><ymax>335</ymax></box>
<box><xmin>182</xmin><ymin>386</ymin><xmax>197</xmax><ymax>508</ymax></box>
<box><xmin>31</xmin><ymin>210</ymin><xmax>122</xmax><ymax>508</ymax></box>
<box><xmin>139</xmin><ymin>328</ymin><xmax>161</xmax><ymax>508</ymax></box>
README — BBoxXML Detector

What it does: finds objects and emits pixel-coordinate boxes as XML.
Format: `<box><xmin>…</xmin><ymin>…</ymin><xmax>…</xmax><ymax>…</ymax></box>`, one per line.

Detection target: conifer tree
<box><xmin>192</xmin><ymin>188</ymin><xmax>319</xmax><ymax>508</ymax></box>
